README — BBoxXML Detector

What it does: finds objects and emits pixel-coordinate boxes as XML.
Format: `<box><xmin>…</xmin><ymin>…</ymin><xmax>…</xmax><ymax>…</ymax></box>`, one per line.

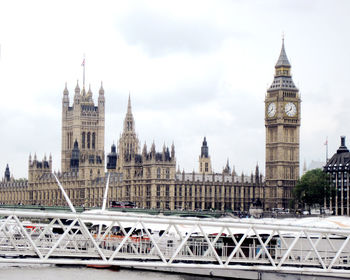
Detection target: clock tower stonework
<box><xmin>265</xmin><ymin>40</ymin><xmax>301</xmax><ymax>209</ymax></box>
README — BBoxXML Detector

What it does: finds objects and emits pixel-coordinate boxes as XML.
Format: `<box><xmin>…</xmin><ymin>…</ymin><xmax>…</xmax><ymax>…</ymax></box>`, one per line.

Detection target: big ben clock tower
<box><xmin>265</xmin><ymin>39</ymin><xmax>301</xmax><ymax>209</ymax></box>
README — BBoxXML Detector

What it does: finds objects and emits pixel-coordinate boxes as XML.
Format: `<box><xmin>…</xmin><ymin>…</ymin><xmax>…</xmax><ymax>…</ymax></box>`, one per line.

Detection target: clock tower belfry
<box><xmin>265</xmin><ymin>39</ymin><xmax>301</xmax><ymax>209</ymax></box>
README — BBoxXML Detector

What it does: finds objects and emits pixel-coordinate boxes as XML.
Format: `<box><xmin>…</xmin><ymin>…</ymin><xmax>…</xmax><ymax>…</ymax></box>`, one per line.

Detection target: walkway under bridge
<box><xmin>0</xmin><ymin>208</ymin><xmax>349</xmax><ymax>279</ymax></box>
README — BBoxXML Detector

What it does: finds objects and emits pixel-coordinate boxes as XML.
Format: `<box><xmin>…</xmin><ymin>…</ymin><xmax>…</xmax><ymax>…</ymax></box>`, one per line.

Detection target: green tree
<box><xmin>293</xmin><ymin>168</ymin><xmax>332</xmax><ymax>211</ymax></box>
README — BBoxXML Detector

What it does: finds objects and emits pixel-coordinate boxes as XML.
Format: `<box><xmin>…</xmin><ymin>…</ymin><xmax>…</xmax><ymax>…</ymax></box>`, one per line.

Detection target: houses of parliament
<box><xmin>0</xmin><ymin>41</ymin><xmax>301</xmax><ymax>211</ymax></box>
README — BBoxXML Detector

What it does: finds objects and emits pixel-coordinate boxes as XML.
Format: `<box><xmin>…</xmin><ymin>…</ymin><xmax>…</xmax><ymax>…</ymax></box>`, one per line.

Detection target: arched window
<box><xmin>92</xmin><ymin>132</ymin><xmax>95</xmax><ymax>149</ymax></box>
<box><xmin>87</xmin><ymin>132</ymin><xmax>91</xmax><ymax>149</ymax></box>
<box><xmin>157</xmin><ymin>168</ymin><xmax>161</xmax><ymax>179</ymax></box>
<box><xmin>82</xmin><ymin>132</ymin><xmax>85</xmax><ymax>149</ymax></box>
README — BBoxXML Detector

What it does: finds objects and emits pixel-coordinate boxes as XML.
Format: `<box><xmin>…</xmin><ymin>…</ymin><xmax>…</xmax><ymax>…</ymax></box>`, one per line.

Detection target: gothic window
<box><xmin>87</xmin><ymin>132</ymin><xmax>91</xmax><ymax>149</ymax></box>
<box><xmin>157</xmin><ymin>168</ymin><xmax>161</xmax><ymax>179</ymax></box>
<box><xmin>165</xmin><ymin>186</ymin><xmax>169</xmax><ymax>197</ymax></box>
<box><xmin>92</xmin><ymin>132</ymin><xmax>95</xmax><ymax>149</ymax></box>
<box><xmin>166</xmin><ymin>168</ymin><xmax>170</xmax><ymax>179</ymax></box>
<box><xmin>82</xmin><ymin>132</ymin><xmax>85</xmax><ymax>149</ymax></box>
<box><xmin>205</xmin><ymin>162</ymin><xmax>208</xmax><ymax>172</ymax></box>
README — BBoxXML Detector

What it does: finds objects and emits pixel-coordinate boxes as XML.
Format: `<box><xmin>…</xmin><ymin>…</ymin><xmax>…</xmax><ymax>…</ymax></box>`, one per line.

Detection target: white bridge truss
<box><xmin>0</xmin><ymin>209</ymin><xmax>350</xmax><ymax>278</ymax></box>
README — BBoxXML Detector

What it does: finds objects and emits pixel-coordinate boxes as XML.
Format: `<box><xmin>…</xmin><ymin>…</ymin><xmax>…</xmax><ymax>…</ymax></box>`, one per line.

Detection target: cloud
<box><xmin>116</xmin><ymin>4</ymin><xmax>240</xmax><ymax>57</ymax></box>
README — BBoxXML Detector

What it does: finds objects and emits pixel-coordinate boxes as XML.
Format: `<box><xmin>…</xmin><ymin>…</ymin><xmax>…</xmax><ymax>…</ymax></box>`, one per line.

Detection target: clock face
<box><xmin>267</xmin><ymin>103</ymin><xmax>276</xmax><ymax>117</ymax></box>
<box><xmin>285</xmin><ymin>102</ymin><xmax>297</xmax><ymax>117</ymax></box>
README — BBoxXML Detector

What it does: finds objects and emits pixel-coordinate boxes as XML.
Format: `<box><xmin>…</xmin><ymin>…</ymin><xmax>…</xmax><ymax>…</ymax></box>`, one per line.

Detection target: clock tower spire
<box><xmin>265</xmin><ymin>39</ymin><xmax>301</xmax><ymax>210</ymax></box>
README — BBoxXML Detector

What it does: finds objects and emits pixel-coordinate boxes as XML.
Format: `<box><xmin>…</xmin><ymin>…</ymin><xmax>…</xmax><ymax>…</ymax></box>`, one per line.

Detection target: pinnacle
<box><xmin>275</xmin><ymin>38</ymin><xmax>291</xmax><ymax>67</ymax></box>
<box><xmin>127</xmin><ymin>93</ymin><xmax>132</xmax><ymax>113</ymax></box>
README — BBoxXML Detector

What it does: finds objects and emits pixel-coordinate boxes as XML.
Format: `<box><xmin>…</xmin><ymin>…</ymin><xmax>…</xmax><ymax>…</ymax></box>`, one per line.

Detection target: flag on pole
<box><xmin>324</xmin><ymin>138</ymin><xmax>328</xmax><ymax>145</ymax></box>
<box><xmin>81</xmin><ymin>58</ymin><xmax>85</xmax><ymax>67</ymax></box>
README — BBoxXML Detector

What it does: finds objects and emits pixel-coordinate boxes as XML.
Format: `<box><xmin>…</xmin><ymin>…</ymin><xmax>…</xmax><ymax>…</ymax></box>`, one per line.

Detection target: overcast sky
<box><xmin>0</xmin><ymin>0</ymin><xmax>349</xmax><ymax>179</ymax></box>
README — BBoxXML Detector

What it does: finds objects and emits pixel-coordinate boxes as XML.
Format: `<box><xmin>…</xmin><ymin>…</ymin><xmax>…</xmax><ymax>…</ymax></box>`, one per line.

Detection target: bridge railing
<box><xmin>0</xmin><ymin>208</ymin><xmax>349</xmax><ymax>277</ymax></box>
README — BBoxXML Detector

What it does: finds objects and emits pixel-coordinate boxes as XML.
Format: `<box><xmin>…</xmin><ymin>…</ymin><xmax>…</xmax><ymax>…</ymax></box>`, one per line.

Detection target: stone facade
<box><xmin>0</xmin><ymin>89</ymin><xmax>264</xmax><ymax>211</ymax></box>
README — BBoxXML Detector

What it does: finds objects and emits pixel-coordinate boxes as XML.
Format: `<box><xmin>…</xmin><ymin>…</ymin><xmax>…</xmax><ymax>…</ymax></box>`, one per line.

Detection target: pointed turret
<box><xmin>98</xmin><ymin>81</ymin><xmax>105</xmax><ymax>109</ymax></box>
<box><xmin>4</xmin><ymin>164</ymin><xmax>10</xmax><ymax>182</ymax></box>
<box><xmin>223</xmin><ymin>159</ymin><xmax>231</xmax><ymax>174</ymax></box>
<box><xmin>87</xmin><ymin>84</ymin><xmax>92</xmax><ymax>98</ymax></box>
<box><xmin>75</xmin><ymin>80</ymin><xmax>80</xmax><ymax>95</ymax></box>
<box><xmin>151</xmin><ymin>141</ymin><xmax>156</xmax><ymax>155</ymax></box>
<box><xmin>171</xmin><ymin>142</ymin><xmax>175</xmax><ymax>159</ymax></box>
<box><xmin>123</xmin><ymin>94</ymin><xmax>136</xmax><ymax>133</ymax></box>
<box><xmin>142</xmin><ymin>142</ymin><xmax>147</xmax><ymax>157</ymax></box>
<box><xmin>275</xmin><ymin>38</ymin><xmax>291</xmax><ymax>67</ymax></box>
<box><xmin>74</xmin><ymin>80</ymin><xmax>81</xmax><ymax>104</ymax></box>
<box><xmin>199</xmin><ymin>137</ymin><xmax>212</xmax><ymax>174</ymax></box>
<box><xmin>232</xmin><ymin>165</ymin><xmax>237</xmax><ymax>176</ymax></box>
<box><xmin>268</xmin><ymin>39</ymin><xmax>297</xmax><ymax>91</ymax></box>
<box><xmin>201</xmin><ymin>137</ymin><xmax>209</xmax><ymax>158</ymax></box>
<box><xmin>99</xmin><ymin>81</ymin><xmax>104</xmax><ymax>95</ymax></box>
<box><xmin>62</xmin><ymin>82</ymin><xmax>69</xmax><ymax>107</ymax></box>
<box><xmin>117</xmin><ymin>95</ymin><xmax>139</xmax><ymax>170</ymax></box>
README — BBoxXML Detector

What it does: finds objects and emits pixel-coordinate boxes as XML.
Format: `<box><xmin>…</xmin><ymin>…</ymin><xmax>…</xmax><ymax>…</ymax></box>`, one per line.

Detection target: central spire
<box><xmin>275</xmin><ymin>38</ymin><xmax>291</xmax><ymax>68</ymax></box>
<box><xmin>124</xmin><ymin>93</ymin><xmax>135</xmax><ymax>133</ymax></box>
<box><xmin>127</xmin><ymin>92</ymin><xmax>132</xmax><ymax>114</ymax></box>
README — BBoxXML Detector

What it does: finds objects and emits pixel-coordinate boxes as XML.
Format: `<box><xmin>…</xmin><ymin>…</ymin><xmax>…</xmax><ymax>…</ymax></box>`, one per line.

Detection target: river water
<box><xmin>0</xmin><ymin>264</ymin><xmax>229</xmax><ymax>280</ymax></box>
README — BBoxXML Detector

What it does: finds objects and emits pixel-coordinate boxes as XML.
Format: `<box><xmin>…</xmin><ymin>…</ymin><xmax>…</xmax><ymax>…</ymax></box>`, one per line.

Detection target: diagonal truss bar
<box><xmin>13</xmin><ymin>215</ymin><xmax>43</xmax><ymax>259</ymax></box>
<box><xmin>328</xmin><ymin>235</ymin><xmax>350</xmax><ymax>270</ymax></box>
<box><xmin>226</xmin><ymin>227</ymin><xmax>246</xmax><ymax>259</ymax></box>
<box><xmin>199</xmin><ymin>224</ymin><xmax>223</xmax><ymax>265</ymax></box>
<box><xmin>115</xmin><ymin>221</ymin><xmax>139</xmax><ymax>255</ymax></box>
<box><xmin>99</xmin><ymin>221</ymin><xmax>116</xmax><ymax>243</ymax></box>
<box><xmin>0</xmin><ymin>215</ymin><xmax>20</xmax><ymax>252</ymax></box>
<box><xmin>149</xmin><ymin>224</ymin><xmax>172</xmax><ymax>255</ymax></box>
<box><xmin>255</xmin><ymin>230</ymin><xmax>275</xmax><ymax>259</ymax></box>
<box><xmin>276</xmin><ymin>230</ymin><xmax>296</xmax><ymax>261</ymax></box>
<box><xmin>252</xmin><ymin>228</ymin><xmax>275</xmax><ymax>267</ymax></box>
<box><xmin>326</xmin><ymin>234</ymin><xmax>337</xmax><ymax>252</ymax></box>
<box><xmin>304</xmin><ymin>233</ymin><xmax>323</xmax><ymax>261</ymax></box>
<box><xmin>203</xmin><ymin>226</ymin><xmax>224</xmax><ymax>258</ymax></box>
<box><xmin>78</xmin><ymin>218</ymin><xmax>107</xmax><ymax>261</ymax></box>
<box><xmin>0</xmin><ymin>215</ymin><xmax>13</xmax><ymax>233</ymax></box>
<box><xmin>141</xmin><ymin>221</ymin><xmax>167</xmax><ymax>263</ymax></box>
<box><xmin>108</xmin><ymin>221</ymin><xmax>138</xmax><ymax>262</ymax></box>
<box><xmin>44</xmin><ymin>218</ymin><xmax>78</xmax><ymax>260</ymax></box>
<box><xmin>305</xmin><ymin>231</ymin><xmax>326</xmax><ymax>269</ymax></box>
<box><xmin>277</xmin><ymin>231</ymin><xmax>302</xmax><ymax>268</ymax></box>
<box><xmin>225</xmin><ymin>226</ymin><xmax>251</xmax><ymax>265</ymax></box>
<box><xmin>173</xmin><ymin>224</ymin><xmax>194</xmax><ymax>256</ymax></box>
<box><xmin>61</xmin><ymin>226</ymin><xmax>80</xmax><ymax>251</ymax></box>
<box><xmin>168</xmin><ymin>225</ymin><xmax>197</xmax><ymax>264</ymax></box>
